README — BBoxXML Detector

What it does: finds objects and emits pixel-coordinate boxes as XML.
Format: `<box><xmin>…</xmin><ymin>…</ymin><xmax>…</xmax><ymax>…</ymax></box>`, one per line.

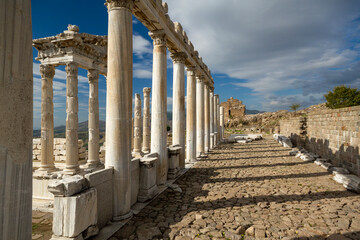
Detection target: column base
<box><xmin>112</xmin><ymin>211</ymin><xmax>133</xmax><ymax>221</ymax></box>
<box><xmin>132</xmin><ymin>151</ymin><xmax>144</xmax><ymax>158</ymax></box>
<box><xmin>196</xmin><ymin>153</ymin><xmax>208</xmax><ymax>159</ymax></box>
<box><xmin>63</xmin><ymin>167</ymin><xmax>80</xmax><ymax>176</ymax></box>
<box><xmin>34</xmin><ymin>167</ymin><xmax>58</xmax><ymax>177</ymax></box>
<box><xmin>142</xmin><ymin>149</ymin><xmax>150</xmax><ymax>154</ymax></box>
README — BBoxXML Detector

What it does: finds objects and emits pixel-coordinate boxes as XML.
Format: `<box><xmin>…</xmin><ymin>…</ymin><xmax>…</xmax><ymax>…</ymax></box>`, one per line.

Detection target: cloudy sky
<box><xmin>32</xmin><ymin>0</ymin><xmax>360</xmax><ymax>129</ymax></box>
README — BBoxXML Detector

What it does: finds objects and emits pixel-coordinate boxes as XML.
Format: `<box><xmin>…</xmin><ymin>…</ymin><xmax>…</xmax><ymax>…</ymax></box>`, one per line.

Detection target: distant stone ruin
<box><xmin>220</xmin><ymin>97</ymin><xmax>246</xmax><ymax>122</ymax></box>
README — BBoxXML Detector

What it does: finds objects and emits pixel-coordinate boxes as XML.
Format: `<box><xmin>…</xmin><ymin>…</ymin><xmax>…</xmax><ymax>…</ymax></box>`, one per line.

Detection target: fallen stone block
<box><xmin>314</xmin><ymin>158</ymin><xmax>330</xmax><ymax>166</ymax></box>
<box><xmin>48</xmin><ymin>175</ymin><xmax>89</xmax><ymax>197</ymax></box>
<box><xmin>342</xmin><ymin>175</ymin><xmax>360</xmax><ymax>193</ymax></box>
<box><xmin>329</xmin><ymin>167</ymin><xmax>349</xmax><ymax>175</ymax></box>
<box><xmin>320</xmin><ymin>162</ymin><xmax>332</xmax><ymax>170</ymax></box>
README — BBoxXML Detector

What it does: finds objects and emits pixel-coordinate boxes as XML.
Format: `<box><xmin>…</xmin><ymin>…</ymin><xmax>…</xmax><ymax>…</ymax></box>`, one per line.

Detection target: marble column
<box><xmin>171</xmin><ymin>52</ymin><xmax>187</xmax><ymax>168</ymax></box>
<box><xmin>204</xmin><ymin>84</ymin><xmax>210</xmax><ymax>153</ymax></box>
<box><xmin>87</xmin><ymin>69</ymin><xmax>101</xmax><ymax>168</ymax></box>
<box><xmin>196</xmin><ymin>76</ymin><xmax>205</xmax><ymax>157</ymax></box>
<box><xmin>133</xmin><ymin>93</ymin><xmax>142</xmax><ymax>158</ymax></box>
<box><xmin>38</xmin><ymin>64</ymin><xmax>56</xmax><ymax>173</ymax></box>
<box><xmin>0</xmin><ymin>0</ymin><xmax>33</xmax><ymax>238</ymax></box>
<box><xmin>216</xmin><ymin>95</ymin><xmax>220</xmax><ymax>144</ymax></box>
<box><xmin>209</xmin><ymin>90</ymin><xmax>214</xmax><ymax>149</ymax></box>
<box><xmin>213</xmin><ymin>94</ymin><xmax>218</xmax><ymax>146</ymax></box>
<box><xmin>142</xmin><ymin>87</ymin><xmax>151</xmax><ymax>153</ymax></box>
<box><xmin>105</xmin><ymin>0</ymin><xmax>134</xmax><ymax>220</ymax></box>
<box><xmin>149</xmin><ymin>30</ymin><xmax>168</xmax><ymax>185</ymax></box>
<box><xmin>63</xmin><ymin>62</ymin><xmax>80</xmax><ymax>175</ymax></box>
<box><xmin>186</xmin><ymin>67</ymin><xmax>197</xmax><ymax>162</ymax></box>
<box><xmin>220</xmin><ymin>106</ymin><xmax>224</xmax><ymax>141</ymax></box>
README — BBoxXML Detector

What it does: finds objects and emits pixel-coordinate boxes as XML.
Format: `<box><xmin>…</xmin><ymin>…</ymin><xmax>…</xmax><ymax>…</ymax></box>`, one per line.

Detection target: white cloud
<box><xmin>166</xmin><ymin>0</ymin><xmax>360</xmax><ymax>109</ymax></box>
<box><xmin>133</xmin><ymin>34</ymin><xmax>152</xmax><ymax>57</ymax></box>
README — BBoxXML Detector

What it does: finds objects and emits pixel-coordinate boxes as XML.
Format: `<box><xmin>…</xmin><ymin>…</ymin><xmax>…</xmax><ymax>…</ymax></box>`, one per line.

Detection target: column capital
<box><xmin>196</xmin><ymin>75</ymin><xmax>205</xmax><ymax>83</ymax></box>
<box><xmin>143</xmin><ymin>87</ymin><xmax>151</xmax><ymax>95</ymax></box>
<box><xmin>105</xmin><ymin>0</ymin><xmax>134</xmax><ymax>11</ymax></box>
<box><xmin>40</xmin><ymin>64</ymin><xmax>55</xmax><ymax>79</ymax></box>
<box><xmin>88</xmin><ymin>69</ymin><xmax>99</xmax><ymax>83</ymax></box>
<box><xmin>149</xmin><ymin>30</ymin><xmax>166</xmax><ymax>47</ymax></box>
<box><xmin>65</xmin><ymin>62</ymin><xmax>78</xmax><ymax>76</ymax></box>
<box><xmin>170</xmin><ymin>52</ymin><xmax>187</xmax><ymax>64</ymax></box>
<box><xmin>186</xmin><ymin>66</ymin><xmax>197</xmax><ymax>76</ymax></box>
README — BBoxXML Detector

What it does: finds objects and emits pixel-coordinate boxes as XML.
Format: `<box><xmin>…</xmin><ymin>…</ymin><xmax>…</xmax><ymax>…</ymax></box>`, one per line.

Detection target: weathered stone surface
<box><xmin>48</xmin><ymin>175</ymin><xmax>89</xmax><ymax>197</ymax></box>
<box><xmin>53</xmin><ymin>188</ymin><xmax>97</xmax><ymax>238</ymax></box>
<box><xmin>109</xmin><ymin>137</ymin><xmax>360</xmax><ymax>239</ymax></box>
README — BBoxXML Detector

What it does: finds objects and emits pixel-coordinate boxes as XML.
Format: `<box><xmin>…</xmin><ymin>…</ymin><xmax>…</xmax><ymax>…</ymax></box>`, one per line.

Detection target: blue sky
<box><xmin>32</xmin><ymin>0</ymin><xmax>360</xmax><ymax>129</ymax></box>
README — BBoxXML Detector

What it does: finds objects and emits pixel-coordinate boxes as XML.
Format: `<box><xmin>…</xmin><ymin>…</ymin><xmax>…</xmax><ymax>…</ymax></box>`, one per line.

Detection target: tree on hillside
<box><xmin>324</xmin><ymin>85</ymin><xmax>360</xmax><ymax>109</ymax></box>
<box><xmin>290</xmin><ymin>103</ymin><xmax>301</xmax><ymax>112</ymax></box>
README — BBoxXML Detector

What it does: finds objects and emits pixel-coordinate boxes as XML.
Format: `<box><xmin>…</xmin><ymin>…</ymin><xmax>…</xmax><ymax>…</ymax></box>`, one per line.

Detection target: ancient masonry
<box><xmin>220</xmin><ymin>97</ymin><xmax>246</xmax><ymax>122</ymax></box>
<box><xmin>0</xmin><ymin>0</ymin><xmax>226</xmax><ymax>239</ymax></box>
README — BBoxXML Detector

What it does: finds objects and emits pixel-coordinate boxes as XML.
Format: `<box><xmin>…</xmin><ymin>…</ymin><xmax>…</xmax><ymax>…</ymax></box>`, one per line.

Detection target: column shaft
<box><xmin>142</xmin><ymin>87</ymin><xmax>151</xmax><ymax>153</ymax></box>
<box><xmin>204</xmin><ymin>85</ymin><xmax>210</xmax><ymax>152</ymax></box>
<box><xmin>220</xmin><ymin>106</ymin><xmax>224</xmax><ymax>141</ymax></box>
<box><xmin>0</xmin><ymin>0</ymin><xmax>33</xmax><ymax>238</ymax></box>
<box><xmin>213</xmin><ymin>94</ymin><xmax>218</xmax><ymax>146</ymax></box>
<box><xmin>149</xmin><ymin>30</ymin><xmax>168</xmax><ymax>185</ymax></box>
<box><xmin>39</xmin><ymin>64</ymin><xmax>56</xmax><ymax>172</ymax></box>
<box><xmin>196</xmin><ymin>76</ymin><xmax>205</xmax><ymax>157</ymax></box>
<box><xmin>105</xmin><ymin>0</ymin><xmax>134</xmax><ymax>220</ymax></box>
<box><xmin>216</xmin><ymin>95</ymin><xmax>220</xmax><ymax>144</ymax></box>
<box><xmin>171</xmin><ymin>52</ymin><xmax>186</xmax><ymax>168</ymax></box>
<box><xmin>87</xmin><ymin>69</ymin><xmax>100</xmax><ymax>167</ymax></box>
<box><xmin>209</xmin><ymin>91</ymin><xmax>214</xmax><ymax>149</ymax></box>
<box><xmin>133</xmin><ymin>93</ymin><xmax>142</xmax><ymax>157</ymax></box>
<box><xmin>186</xmin><ymin>67</ymin><xmax>197</xmax><ymax>162</ymax></box>
<box><xmin>64</xmin><ymin>62</ymin><xmax>79</xmax><ymax>175</ymax></box>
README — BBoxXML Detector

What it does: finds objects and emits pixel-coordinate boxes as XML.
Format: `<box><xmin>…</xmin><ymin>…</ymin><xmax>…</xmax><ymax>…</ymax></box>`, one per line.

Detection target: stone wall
<box><xmin>220</xmin><ymin>97</ymin><xmax>246</xmax><ymax>122</ymax></box>
<box><xmin>32</xmin><ymin>138</ymin><xmax>87</xmax><ymax>168</ymax></box>
<box><xmin>279</xmin><ymin>117</ymin><xmax>306</xmax><ymax>147</ymax></box>
<box><xmin>280</xmin><ymin>106</ymin><xmax>360</xmax><ymax>176</ymax></box>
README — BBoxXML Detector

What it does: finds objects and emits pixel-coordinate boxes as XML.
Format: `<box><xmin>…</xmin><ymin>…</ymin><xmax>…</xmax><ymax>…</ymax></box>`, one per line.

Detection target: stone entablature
<box><xmin>220</xmin><ymin>97</ymin><xmax>246</xmax><ymax>122</ymax></box>
<box><xmin>33</xmin><ymin>25</ymin><xmax>107</xmax><ymax>74</ymax></box>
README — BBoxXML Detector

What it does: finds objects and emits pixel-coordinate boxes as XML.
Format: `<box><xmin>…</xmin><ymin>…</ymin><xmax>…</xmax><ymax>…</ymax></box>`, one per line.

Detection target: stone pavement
<box><xmin>32</xmin><ymin>211</ymin><xmax>52</xmax><ymax>240</ymax></box>
<box><xmin>110</xmin><ymin>137</ymin><xmax>360</xmax><ymax>240</ymax></box>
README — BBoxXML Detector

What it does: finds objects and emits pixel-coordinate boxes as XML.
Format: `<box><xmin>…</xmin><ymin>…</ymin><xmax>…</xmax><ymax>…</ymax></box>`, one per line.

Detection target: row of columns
<box><xmin>36</xmin><ymin>63</ymin><xmax>102</xmax><ymax>176</ymax></box>
<box><xmin>105</xmin><ymin>0</ymin><xmax>223</xmax><ymax>221</ymax></box>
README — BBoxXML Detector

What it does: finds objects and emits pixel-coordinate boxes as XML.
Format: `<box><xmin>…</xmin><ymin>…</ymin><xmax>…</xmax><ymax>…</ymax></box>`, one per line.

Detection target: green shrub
<box><xmin>324</xmin><ymin>85</ymin><xmax>360</xmax><ymax>109</ymax></box>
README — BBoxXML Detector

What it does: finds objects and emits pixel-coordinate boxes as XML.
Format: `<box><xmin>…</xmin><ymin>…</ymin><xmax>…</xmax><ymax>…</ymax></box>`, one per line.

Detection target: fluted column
<box><xmin>142</xmin><ymin>87</ymin><xmax>151</xmax><ymax>153</ymax></box>
<box><xmin>204</xmin><ymin>84</ymin><xmax>210</xmax><ymax>153</ymax></box>
<box><xmin>186</xmin><ymin>67</ymin><xmax>197</xmax><ymax>162</ymax></box>
<box><xmin>220</xmin><ymin>106</ymin><xmax>224</xmax><ymax>141</ymax></box>
<box><xmin>213</xmin><ymin>94</ymin><xmax>218</xmax><ymax>146</ymax></box>
<box><xmin>105</xmin><ymin>0</ymin><xmax>134</xmax><ymax>220</ymax></box>
<box><xmin>209</xmin><ymin>90</ymin><xmax>214</xmax><ymax>149</ymax></box>
<box><xmin>149</xmin><ymin>30</ymin><xmax>168</xmax><ymax>185</ymax></box>
<box><xmin>0</xmin><ymin>0</ymin><xmax>33</xmax><ymax>237</ymax></box>
<box><xmin>196</xmin><ymin>76</ymin><xmax>205</xmax><ymax>157</ymax></box>
<box><xmin>133</xmin><ymin>93</ymin><xmax>142</xmax><ymax>157</ymax></box>
<box><xmin>63</xmin><ymin>62</ymin><xmax>79</xmax><ymax>175</ymax></box>
<box><xmin>171</xmin><ymin>52</ymin><xmax>187</xmax><ymax>168</ymax></box>
<box><xmin>87</xmin><ymin>69</ymin><xmax>100</xmax><ymax>168</ymax></box>
<box><xmin>38</xmin><ymin>64</ymin><xmax>56</xmax><ymax>173</ymax></box>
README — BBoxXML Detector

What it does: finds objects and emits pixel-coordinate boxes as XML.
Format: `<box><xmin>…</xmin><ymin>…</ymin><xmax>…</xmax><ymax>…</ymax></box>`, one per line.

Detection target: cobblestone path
<box><xmin>111</xmin><ymin>137</ymin><xmax>360</xmax><ymax>240</ymax></box>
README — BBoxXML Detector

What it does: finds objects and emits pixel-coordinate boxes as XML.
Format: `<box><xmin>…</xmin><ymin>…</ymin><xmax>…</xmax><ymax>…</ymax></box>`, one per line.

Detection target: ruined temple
<box><xmin>220</xmin><ymin>97</ymin><xmax>246</xmax><ymax>122</ymax></box>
